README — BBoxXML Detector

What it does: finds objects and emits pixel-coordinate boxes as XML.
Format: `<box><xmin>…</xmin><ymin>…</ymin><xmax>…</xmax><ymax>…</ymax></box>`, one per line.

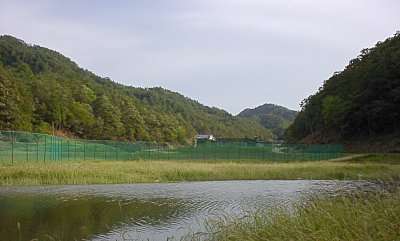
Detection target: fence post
<box><xmin>53</xmin><ymin>136</ymin><xmax>55</xmax><ymax>161</ymax></box>
<box><xmin>74</xmin><ymin>140</ymin><xmax>77</xmax><ymax>161</ymax></box>
<box><xmin>67</xmin><ymin>141</ymin><xmax>70</xmax><ymax>161</ymax></box>
<box><xmin>57</xmin><ymin>139</ymin><xmax>60</xmax><ymax>161</ymax></box>
<box><xmin>167</xmin><ymin>146</ymin><xmax>170</xmax><ymax>160</ymax></box>
<box><xmin>55</xmin><ymin>137</ymin><xmax>57</xmax><ymax>161</ymax></box>
<box><xmin>26</xmin><ymin>142</ymin><xmax>28</xmax><ymax>162</ymax></box>
<box><xmin>116</xmin><ymin>146</ymin><xmax>119</xmax><ymax>161</ymax></box>
<box><xmin>214</xmin><ymin>144</ymin><xmax>216</xmax><ymax>161</ymax></box>
<box><xmin>146</xmin><ymin>144</ymin><xmax>149</xmax><ymax>160</ymax></box>
<box><xmin>50</xmin><ymin>136</ymin><xmax>53</xmax><ymax>161</ymax></box>
<box><xmin>59</xmin><ymin>138</ymin><xmax>62</xmax><ymax>161</ymax></box>
<box><xmin>11</xmin><ymin>131</ymin><xmax>14</xmax><ymax>165</ymax></box>
<box><xmin>262</xmin><ymin>147</ymin><xmax>265</xmax><ymax>161</ymax></box>
<box><xmin>36</xmin><ymin>139</ymin><xmax>39</xmax><ymax>162</ymax></box>
<box><xmin>43</xmin><ymin>136</ymin><xmax>47</xmax><ymax>163</ymax></box>
<box><xmin>104</xmin><ymin>145</ymin><xmax>107</xmax><ymax>160</ymax></box>
<box><xmin>49</xmin><ymin>136</ymin><xmax>52</xmax><ymax>161</ymax></box>
<box><xmin>83</xmin><ymin>143</ymin><xmax>86</xmax><ymax>161</ymax></box>
<box><xmin>157</xmin><ymin>144</ymin><xmax>160</xmax><ymax>160</ymax></box>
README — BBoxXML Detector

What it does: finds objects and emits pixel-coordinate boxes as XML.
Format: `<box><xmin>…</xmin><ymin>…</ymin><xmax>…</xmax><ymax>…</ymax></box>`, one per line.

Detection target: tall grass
<box><xmin>0</xmin><ymin>154</ymin><xmax>399</xmax><ymax>185</ymax></box>
<box><xmin>203</xmin><ymin>190</ymin><xmax>400</xmax><ymax>241</ymax></box>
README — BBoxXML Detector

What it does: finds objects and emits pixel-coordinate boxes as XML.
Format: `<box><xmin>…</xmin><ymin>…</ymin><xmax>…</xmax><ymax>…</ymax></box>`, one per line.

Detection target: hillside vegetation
<box><xmin>286</xmin><ymin>32</ymin><xmax>400</xmax><ymax>146</ymax></box>
<box><xmin>239</xmin><ymin>103</ymin><xmax>297</xmax><ymax>139</ymax></box>
<box><xmin>0</xmin><ymin>35</ymin><xmax>272</xmax><ymax>143</ymax></box>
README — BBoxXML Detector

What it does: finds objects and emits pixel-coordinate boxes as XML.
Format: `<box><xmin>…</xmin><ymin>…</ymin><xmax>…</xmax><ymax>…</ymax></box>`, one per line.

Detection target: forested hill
<box><xmin>286</xmin><ymin>32</ymin><xmax>400</xmax><ymax>145</ymax></box>
<box><xmin>238</xmin><ymin>104</ymin><xmax>297</xmax><ymax>139</ymax></box>
<box><xmin>0</xmin><ymin>35</ymin><xmax>272</xmax><ymax>143</ymax></box>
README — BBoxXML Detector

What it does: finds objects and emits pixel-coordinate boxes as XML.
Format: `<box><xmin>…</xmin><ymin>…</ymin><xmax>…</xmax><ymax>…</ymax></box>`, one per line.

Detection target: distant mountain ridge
<box><xmin>238</xmin><ymin>103</ymin><xmax>297</xmax><ymax>139</ymax></box>
<box><xmin>0</xmin><ymin>35</ymin><xmax>273</xmax><ymax>143</ymax></box>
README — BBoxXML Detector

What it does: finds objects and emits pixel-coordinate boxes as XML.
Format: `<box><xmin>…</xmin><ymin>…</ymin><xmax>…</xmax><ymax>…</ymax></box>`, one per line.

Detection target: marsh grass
<box><xmin>0</xmin><ymin>154</ymin><xmax>399</xmax><ymax>185</ymax></box>
<box><xmin>342</xmin><ymin>153</ymin><xmax>400</xmax><ymax>164</ymax></box>
<box><xmin>203</xmin><ymin>190</ymin><xmax>400</xmax><ymax>241</ymax></box>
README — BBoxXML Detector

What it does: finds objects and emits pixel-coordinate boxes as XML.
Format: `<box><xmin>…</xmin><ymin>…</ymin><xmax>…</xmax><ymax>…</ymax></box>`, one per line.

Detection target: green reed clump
<box><xmin>204</xmin><ymin>191</ymin><xmax>400</xmax><ymax>241</ymax></box>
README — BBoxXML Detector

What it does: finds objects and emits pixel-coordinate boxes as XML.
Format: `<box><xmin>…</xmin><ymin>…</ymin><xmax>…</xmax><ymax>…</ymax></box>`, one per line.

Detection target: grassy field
<box><xmin>203</xmin><ymin>189</ymin><xmax>400</xmax><ymax>241</ymax></box>
<box><xmin>0</xmin><ymin>154</ymin><xmax>399</xmax><ymax>185</ymax></box>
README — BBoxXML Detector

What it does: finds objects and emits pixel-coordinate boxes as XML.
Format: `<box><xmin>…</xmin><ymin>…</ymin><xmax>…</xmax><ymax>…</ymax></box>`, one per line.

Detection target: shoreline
<box><xmin>0</xmin><ymin>179</ymin><xmax>380</xmax><ymax>188</ymax></box>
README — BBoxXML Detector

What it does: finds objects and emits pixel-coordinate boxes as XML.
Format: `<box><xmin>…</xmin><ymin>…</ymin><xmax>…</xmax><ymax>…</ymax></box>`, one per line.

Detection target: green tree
<box><xmin>0</xmin><ymin>66</ymin><xmax>20</xmax><ymax>129</ymax></box>
<box><xmin>92</xmin><ymin>95</ymin><xmax>124</xmax><ymax>139</ymax></box>
<box><xmin>322</xmin><ymin>95</ymin><xmax>347</xmax><ymax>128</ymax></box>
<box><xmin>68</xmin><ymin>101</ymin><xmax>96</xmax><ymax>136</ymax></box>
<box><xmin>119</xmin><ymin>97</ymin><xmax>148</xmax><ymax>141</ymax></box>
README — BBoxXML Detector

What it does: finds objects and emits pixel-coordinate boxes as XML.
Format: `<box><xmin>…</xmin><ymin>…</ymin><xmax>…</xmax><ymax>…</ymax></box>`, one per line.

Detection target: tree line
<box><xmin>286</xmin><ymin>32</ymin><xmax>400</xmax><ymax>143</ymax></box>
<box><xmin>0</xmin><ymin>35</ymin><xmax>272</xmax><ymax>143</ymax></box>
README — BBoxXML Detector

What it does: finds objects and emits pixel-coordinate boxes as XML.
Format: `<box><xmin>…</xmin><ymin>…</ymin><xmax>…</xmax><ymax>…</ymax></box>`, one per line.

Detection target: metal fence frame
<box><xmin>0</xmin><ymin>130</ymin><xmax>344</xmax><ymax>164</ymax></box>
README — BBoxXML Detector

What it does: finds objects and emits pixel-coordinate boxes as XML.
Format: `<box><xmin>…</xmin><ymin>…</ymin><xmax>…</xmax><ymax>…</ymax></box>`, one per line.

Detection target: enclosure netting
<box><xmin>0</xmin><ymin>130</ymin><xmax>344</xmax><ymax>164</ymax></box>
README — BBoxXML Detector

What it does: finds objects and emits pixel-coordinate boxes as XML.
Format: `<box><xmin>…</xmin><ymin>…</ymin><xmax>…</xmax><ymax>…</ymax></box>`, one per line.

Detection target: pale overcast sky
<box><xmin>1</xmin><ymin>0</ymin><xmax>399</xmax><ymax>113</ymax></box>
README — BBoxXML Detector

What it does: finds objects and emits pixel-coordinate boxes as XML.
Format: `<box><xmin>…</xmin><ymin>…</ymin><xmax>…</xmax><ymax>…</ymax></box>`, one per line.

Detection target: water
<box><xmin>0</xmin><ymin>180</ymin><xmax>379</xmax><ymax>241</ymax></box>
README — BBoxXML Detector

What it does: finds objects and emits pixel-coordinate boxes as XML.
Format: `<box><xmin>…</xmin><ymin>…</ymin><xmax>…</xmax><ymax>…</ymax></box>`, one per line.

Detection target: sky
<box><xmin>0</xmin><ymin>0</ymin><xmax>399</xmax><ymax>114</ymax></box>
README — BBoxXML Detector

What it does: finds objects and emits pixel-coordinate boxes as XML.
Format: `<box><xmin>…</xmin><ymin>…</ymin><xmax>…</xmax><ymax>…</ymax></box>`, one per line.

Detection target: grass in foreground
<box><xmin>204</xmin><ymin>190</ymin><xmax>400</xmax><ymax>241</ymax></box>
<box><xmin>0</xmin><ymin>154</ymin><xmax>399</xmax><ymax>185</ymax></box>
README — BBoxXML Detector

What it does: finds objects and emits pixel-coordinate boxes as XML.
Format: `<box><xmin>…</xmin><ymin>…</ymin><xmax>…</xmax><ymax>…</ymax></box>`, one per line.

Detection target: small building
<box><xmin>195</xmin><ymin>134</ymin><xmax>216</xmax><ymax>146</ymax></box>
<box><xmin>196</xmin><ymin>134</ymin><xmax>216</xmax><ymax>141</ymax></box>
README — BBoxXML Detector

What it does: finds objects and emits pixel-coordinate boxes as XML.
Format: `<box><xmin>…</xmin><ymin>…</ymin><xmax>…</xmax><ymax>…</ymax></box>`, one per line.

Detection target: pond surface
<box><xmin>0</xmin><ymin>180</ymin><xmax>379</xmax><ymax>241</ymax></box>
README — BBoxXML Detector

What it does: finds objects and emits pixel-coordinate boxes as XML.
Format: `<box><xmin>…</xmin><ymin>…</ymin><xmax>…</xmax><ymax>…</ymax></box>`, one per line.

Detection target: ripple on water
<box><xmin>0</xmin><ymin>180</ymin><xmax>383</xmax><ymax>241</ymax></box>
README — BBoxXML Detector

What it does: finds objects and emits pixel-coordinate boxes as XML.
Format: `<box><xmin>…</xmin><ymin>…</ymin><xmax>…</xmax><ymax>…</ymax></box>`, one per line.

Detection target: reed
<box><xmin>204</xmin><ymin>190</ymin><xmax>400</xmax><ymax>241</ymax></box>
<box><xmin>0</xmin><ymin>154</ymin><xmax>399</xmax><ymax>185</ymax></box>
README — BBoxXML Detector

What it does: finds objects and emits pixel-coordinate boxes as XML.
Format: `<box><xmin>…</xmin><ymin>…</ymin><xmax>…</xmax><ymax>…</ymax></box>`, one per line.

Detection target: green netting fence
<box><xmin>0</xmin><ymin>130</ymin><xmax>344</xmax><ymax>164</ymax></box>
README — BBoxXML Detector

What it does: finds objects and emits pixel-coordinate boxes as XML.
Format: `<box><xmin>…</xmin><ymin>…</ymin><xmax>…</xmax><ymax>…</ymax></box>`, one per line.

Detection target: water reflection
<box><xmin>0</xmin><ymin>195</ymin><xmax>188</xmax><ymax>241</ymax></box>
<box><xmin>0</xmin><ymin>181</ymin><xmax>379</xmax><ymax>241</ymax></box>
